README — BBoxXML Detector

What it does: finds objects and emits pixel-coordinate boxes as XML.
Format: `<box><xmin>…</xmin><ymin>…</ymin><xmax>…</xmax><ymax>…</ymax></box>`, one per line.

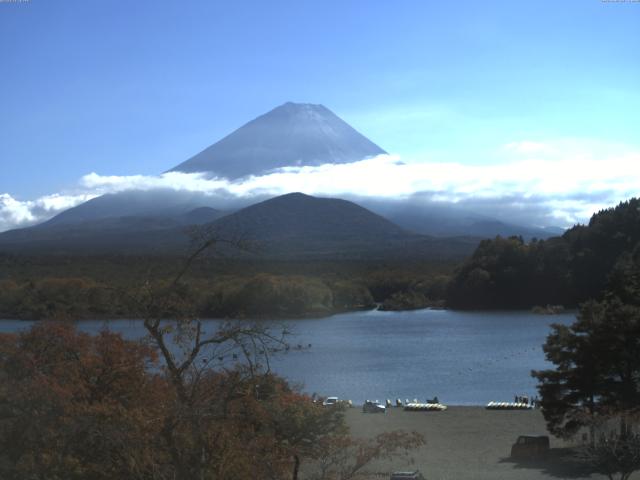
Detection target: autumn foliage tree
<box><xmin>0</xmin><ymin>323</ymin><xmax>164</xmax><ymax>479</ymax></box>
<box><xmin>0</xmin><ymin>322</ymin><xmax>355</xmax><ymax>479</ymax></box>
<box><xmin>0</xmin><ymin>234</ymin><xmax>425</xmax><ymax>479</ymax></box>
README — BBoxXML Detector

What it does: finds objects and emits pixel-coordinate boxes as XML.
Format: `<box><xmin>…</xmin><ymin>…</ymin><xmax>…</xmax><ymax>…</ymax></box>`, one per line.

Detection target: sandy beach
<box><xmin>345</xmin><ymin>406</ymin><xmax>610</xmax><ymax>480</ymax></box>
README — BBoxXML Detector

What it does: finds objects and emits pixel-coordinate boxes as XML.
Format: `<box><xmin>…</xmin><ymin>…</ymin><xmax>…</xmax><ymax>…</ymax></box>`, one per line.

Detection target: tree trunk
<box><xmin>292</xmin><ymin>454</ymin><xmax>300</xmax><ymax>480</ymax></box>
<box><xmin>619</xmin><ymin>415</ymin><xmax>628</xmax><ymax>439</ymax></box>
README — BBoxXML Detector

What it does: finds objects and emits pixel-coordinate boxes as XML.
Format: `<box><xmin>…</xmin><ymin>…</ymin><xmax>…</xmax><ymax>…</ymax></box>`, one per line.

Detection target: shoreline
<box><xmin>0</xmin><ymin>305</ymin><xmax>577</xmax><ymax>323</ymax></box>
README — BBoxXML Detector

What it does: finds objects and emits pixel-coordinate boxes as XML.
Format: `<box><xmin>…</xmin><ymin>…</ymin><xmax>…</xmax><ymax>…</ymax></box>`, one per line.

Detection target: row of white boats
<box><xmin>323</xmin><ymin>397</ymin><xmax>534</xmax><ymax>411</ymax></box>
<box><xmin>486</xmin><ymin>401</ymin><xmax>534</xmax><ymax>410</ymax></box>
<box><xmin>403</xmin><ymin>402</ymin><xmax>448</xmax><ymax>411</ymax></box>
<box><xmin>361</xmin><ymin>399</ymin><xmax>448</xmax><ymax>412</ymax></box>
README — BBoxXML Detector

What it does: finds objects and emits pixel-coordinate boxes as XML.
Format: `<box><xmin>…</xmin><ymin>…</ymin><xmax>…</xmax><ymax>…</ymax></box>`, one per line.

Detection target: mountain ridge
<box><xmin>0</xmin><ymin>192</ymin><xmax>479</xmax><ymax>260</ymax></box>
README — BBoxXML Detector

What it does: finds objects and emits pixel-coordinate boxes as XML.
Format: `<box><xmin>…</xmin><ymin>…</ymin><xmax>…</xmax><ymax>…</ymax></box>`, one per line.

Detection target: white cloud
<box><xmin>1</xmin><ymin>138</ymin><xmax>639</xmax><ymax>232</ymax></box>
<box><xmin>0</xmin><ymin>193</ymin><xmax>98</xmax><ymax>232</ymax></box>
<box><xmin>0</xmin><ymin>194</ymin><xmax>35</xmax><ymax>226</ymax></box>
<box><xmin>79</xmin><ymin>171</ymin><xmax>229</xmax><ymax>192</ymax></box>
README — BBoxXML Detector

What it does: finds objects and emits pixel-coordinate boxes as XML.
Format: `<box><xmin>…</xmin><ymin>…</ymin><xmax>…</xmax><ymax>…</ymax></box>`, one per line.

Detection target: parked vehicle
<box><xmin>510</xmin><ymin>435</ymin><xmax>549</xmax><ymax>459</ymax></box>
<box><xmin>362</xmin><ymin>400</ymin><xmax>386</xmax><ymax>413</ymax></box>
<box><xmin>390</xmin><ymin>470</ymin><xmax>425</xmax><ymax>479</ymax></box>
<box><xmin>322</xmin><ymin>396</ymin><xmax>339</xmax><ymax>406</ymax></box>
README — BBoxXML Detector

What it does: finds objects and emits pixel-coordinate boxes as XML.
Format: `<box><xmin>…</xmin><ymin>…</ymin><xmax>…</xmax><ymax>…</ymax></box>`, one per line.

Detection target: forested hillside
<box><xmin>446</xmin><ymin>198</ymin><xmax>640</xmax><ymax>309</ymax></box>
<box><xmin>0</xmin><ymin>255</ymin><xmax>452</xmax><ymax>320</ymax></box>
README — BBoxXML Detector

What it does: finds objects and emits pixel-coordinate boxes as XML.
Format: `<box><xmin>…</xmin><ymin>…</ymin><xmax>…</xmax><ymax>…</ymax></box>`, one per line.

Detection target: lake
<box><xmin>0</xmin><ymin>308</ymin><xmax>574</xmax><ymax>406</ymax></box>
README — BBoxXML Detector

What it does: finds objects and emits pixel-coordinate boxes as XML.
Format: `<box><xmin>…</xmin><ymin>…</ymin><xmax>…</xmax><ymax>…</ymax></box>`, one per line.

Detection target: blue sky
<box><xmin>0</xmin><ymin>0</ymin><xmax>639</xmax><ymax>230</ymax></box>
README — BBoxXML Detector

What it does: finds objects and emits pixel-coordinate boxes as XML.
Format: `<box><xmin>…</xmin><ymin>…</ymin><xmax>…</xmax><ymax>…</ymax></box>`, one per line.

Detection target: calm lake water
<box><xmin>0</xmin><ymin>309</ymin><xmax>574</xmax><ymax>406</ymax></box>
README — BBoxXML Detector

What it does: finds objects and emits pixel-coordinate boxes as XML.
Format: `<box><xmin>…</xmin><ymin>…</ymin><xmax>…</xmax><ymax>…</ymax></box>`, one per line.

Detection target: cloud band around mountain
<box><xmin>1</xmin><ymin>140</ymin><xmax>639</xmax><ymax>232</ymax></box>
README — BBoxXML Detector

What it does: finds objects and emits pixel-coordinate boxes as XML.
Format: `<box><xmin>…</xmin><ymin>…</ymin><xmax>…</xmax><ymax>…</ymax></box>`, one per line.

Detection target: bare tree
<box><xmin>123</xmin><ymin>229</ymin><xmax>424</xmax><ymax>480</ymax></box>
<box><xmin>578</xmin><ymin>412</ymin><xmax>640</xmax><ymax>480</ymax></box>
<box><xmin>131</xmin><ymin>231</ymin><xmax>291</xmax><ymax>479</ymax></box>
<box><xmin>309</xmin><ymin>431</ymin><xmax>425</xmax><ymax>480</ymax></box>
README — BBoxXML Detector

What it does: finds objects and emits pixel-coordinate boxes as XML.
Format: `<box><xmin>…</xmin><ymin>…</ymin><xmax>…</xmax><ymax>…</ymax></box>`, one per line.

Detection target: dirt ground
<box><xmin>344</xmin><ymin>406</ymin><xmax>615</xmax><ymax>480</ymax></box>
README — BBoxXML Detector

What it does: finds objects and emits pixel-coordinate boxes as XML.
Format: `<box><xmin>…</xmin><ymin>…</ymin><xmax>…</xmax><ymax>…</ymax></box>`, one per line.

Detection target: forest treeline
<box><xmin>0</xmin><ymin>257</ymin><xmax>451</xmax><ymax>320</ymax></box>
<box><xmin>3</xmin><ymin>198</ymin><xmax>638</xmax><ymax>318</ymax></box>
<box><xmin>447</xmin><ymin>198</ymin><xmax>640</xmax><ymax>309</ymax></box>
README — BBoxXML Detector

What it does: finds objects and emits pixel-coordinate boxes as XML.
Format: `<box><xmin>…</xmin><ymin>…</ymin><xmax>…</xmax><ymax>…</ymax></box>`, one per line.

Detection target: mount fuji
<box><xmin>170</xmin><ymin>102</ymin><xmax>386</xmax><ymax>178</ymax></box>
<box><xmin>0</xmin><ymin>102</ymin><xmax>559</xmax><ymax>255</ymax></box>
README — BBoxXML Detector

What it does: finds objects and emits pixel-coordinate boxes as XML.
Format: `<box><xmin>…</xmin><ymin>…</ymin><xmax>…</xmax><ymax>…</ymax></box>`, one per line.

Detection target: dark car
<box><xmin>510</xmin><ymin>435</ymin><xmax>550</xmax><ymax>459</ymax></box>
<box><xmin>390</xmin><ymin>470</ymin><xmax>425</xmax><ymax>480</ymax></box>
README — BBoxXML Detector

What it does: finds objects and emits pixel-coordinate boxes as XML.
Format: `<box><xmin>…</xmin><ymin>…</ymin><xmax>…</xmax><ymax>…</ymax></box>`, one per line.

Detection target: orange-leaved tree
<box><xmin>0</xmin><ymin>230</ymin><xmax>425</xmax><ymax>479</ymax></box>
<box><xmin>0</xmin><ymin>322</ymin><xmax>166</xmax><ymax>480</ymax></box>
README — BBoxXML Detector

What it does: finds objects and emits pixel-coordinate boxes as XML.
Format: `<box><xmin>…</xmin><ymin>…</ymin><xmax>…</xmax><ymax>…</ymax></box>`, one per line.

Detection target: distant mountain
<box><xmin>170</xmin><ymin>102</ymin><xmax>386</xmax><ymax>178</ymax></box>
<box><xmin>181</xmin><ymin>207</ymin><xmax>224</xmax><ymax>225</ymax></box>
<box><xmin>0</xmin><ymin>203</ymin><xmax>226</xmax><ymax>255</ymax></box>
<box><xmin>360</xmin><ymin>200</ymin><xmax>563</xmax><ymax>240</ymax></box>
<box><xmin>0</xmin><ymin>192</ymin><xmax>479</xmax><ymax>259</ymax></box>
<box><xmin>204</xmin><ymin>192</ymin><xmax>480</xmax><ymax>259</ymax></box>
<box><xmin>207</xmin><ymin>192</ymin><xmax>404</xmax><ymax>252</ymax></box>
<box><xmin>18</xmin><ymin>102</ymin><xmax>385</xmax><ymax>235</ymax></box>
<box><xmin>39</xmin><ymin>190</ymin><xmax>222</xmax><ymax>227</ymax></box>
